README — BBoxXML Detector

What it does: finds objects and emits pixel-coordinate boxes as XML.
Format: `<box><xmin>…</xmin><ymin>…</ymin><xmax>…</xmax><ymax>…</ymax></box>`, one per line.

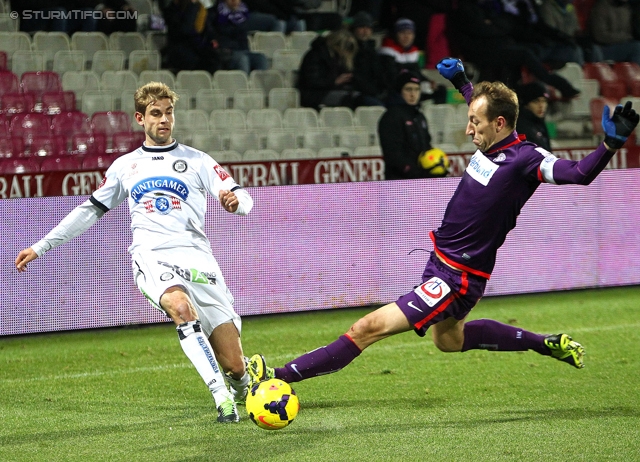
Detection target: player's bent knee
<box><xmin>432</xmin><ymin>336</ymin><xmax>463</xmax><ymax>353</ymax></box>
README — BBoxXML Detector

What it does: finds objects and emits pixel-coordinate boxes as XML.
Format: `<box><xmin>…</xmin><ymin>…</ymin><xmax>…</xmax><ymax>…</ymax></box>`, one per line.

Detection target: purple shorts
<box><xmin>396</xmin><ymin>252</ymin><xmax>487</xmax><ymax>337</ymax></box>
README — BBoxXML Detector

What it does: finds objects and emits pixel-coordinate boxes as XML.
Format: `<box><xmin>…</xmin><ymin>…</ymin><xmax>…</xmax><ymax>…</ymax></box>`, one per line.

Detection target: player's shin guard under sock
<box><xmin>177</xmin><ymin>320</ymin><xmax>231</xmax><ymax>405</ymax></box>
<box><xmin>461</xmin><ymin>319</ymin><xmax>548</xmax><ymax>354</ymax></box>
<box><xmin>275</xmin><ymin>334</ymin><xmax>362</xmax><ymax>383</ymax></box>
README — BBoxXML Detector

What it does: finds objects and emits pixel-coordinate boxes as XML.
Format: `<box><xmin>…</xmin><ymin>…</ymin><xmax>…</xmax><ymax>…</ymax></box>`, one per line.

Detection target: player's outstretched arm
<box><xmin>602</xmin><ymin>101</ymin><xmax>639</xmax><ymax>152</ymax></box>
<box><xmin>15</xmin><ymin>248</ymin><xmax>38</xmax><ymax>272</ymax></box>
<box><xmin>436</xmin><ymin>57</ymin><xmax>473</xmax><ymax>103</ymax></box>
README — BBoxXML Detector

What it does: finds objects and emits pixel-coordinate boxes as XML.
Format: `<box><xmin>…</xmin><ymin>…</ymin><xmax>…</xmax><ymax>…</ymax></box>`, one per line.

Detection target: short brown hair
<box><xmin>134</xmin><ymin>82</ymin><xmax>179</xmax><ymax>115</ymax></box>
<box><xmin>471</xmin><ymin>81</ymin><xmax>519</xmax><ymax>130</ymax></box>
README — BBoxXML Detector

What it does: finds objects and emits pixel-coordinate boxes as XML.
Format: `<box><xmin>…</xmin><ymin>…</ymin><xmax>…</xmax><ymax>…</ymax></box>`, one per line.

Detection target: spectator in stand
<box><xmin>539</xmin><ymin>0</ymin><xmax>603</xmax><ymax>64</ymax></box>
<box><xmin>378</xmin><ymin>71</ymin><xmax>444</xmax><ymax>180</ymax></box>
<box><xmin>379</xmin><ymin>18</ymin><xmax>447</xmax><ymax>104</ymax></box>
<box><xmin>449</xmin><ymin>0</ymin><xmax>581</xmax><ymax>99</ymax></box>
<box><xmin>94</xmin><ymin>0</ymin><xmax>138</xmax><ymax>34</ymax></box>
<box><xmin>297</xmin><ymin>28</ymin><xmax>383</xmax><ymax>110</ymax></box>
<box><xmin>244</xmin><ymin>0</ymin><xmax>306</xmax><ymax>33</ymax></box>
<box><xmin>350</xmin><ymin>11</ymin><xmax>387</xmax><ymax>106</ymax></box>
<box><xmin>163</xmin><ymin>0</ymin><xmax>223</xmax><ymax>74</ymax></box>
<box><xmin>516</xmin><ymin>81</ymin><xmax>552</xmax><ymax>152</ymax></box>
<box><xmin>16</xmin><ymin>1</ymin><xmax>68</xmax><ymax>32</ymax></box>
<box><xmin>213</xmin><ymin>0</ymin><xmax>269</xmax><ymax>74</ymax></box>
<box><xmin>588</xmin><ymin>0</ymin><xmax>640</xmax><ymax>66</ymax></box>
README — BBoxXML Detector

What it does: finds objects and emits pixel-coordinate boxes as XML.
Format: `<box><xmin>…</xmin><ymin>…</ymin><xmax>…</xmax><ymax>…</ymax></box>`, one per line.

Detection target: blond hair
<box><xmin>325</xmin><ymin>28</ymin><xmax>358</xmax><ymax>72</ymax></box>
<box><xmin>134</xmin><ymin>82</ymin><xmax>179</xmax><ymax>115</ymax></box>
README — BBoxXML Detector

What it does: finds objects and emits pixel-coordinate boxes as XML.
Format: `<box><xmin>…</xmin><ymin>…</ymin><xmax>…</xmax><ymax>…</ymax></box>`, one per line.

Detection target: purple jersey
<box><xmin>432</xmin><ymin>83</ymin><xmax>614</xmax><ymax>278</ymax></box>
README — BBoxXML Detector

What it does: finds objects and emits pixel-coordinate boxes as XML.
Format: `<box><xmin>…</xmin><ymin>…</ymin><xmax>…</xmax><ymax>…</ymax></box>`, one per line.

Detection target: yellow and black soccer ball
<box><xmin>418</xmin><ymin>148</ymin><xmax>450</xmax><ymax>177</ymax></box>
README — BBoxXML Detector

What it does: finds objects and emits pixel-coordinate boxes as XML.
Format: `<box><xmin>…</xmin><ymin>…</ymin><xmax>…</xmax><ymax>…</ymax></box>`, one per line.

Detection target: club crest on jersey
<box><xmin>214</xmin><ymin>164</ymin><xmax>230</xmax><ymax>180</ymax></box>
<box><xmin>173</xmin><ymin>160</ymin><xmax>187</xmax><ymax>173</ymax></box>
<box><xmin>131</xmin><ymin>176</ymin><xmax>189</xmax><ymax>203</ymax></box>
<box><xmin>144</xmin><ymin>196</ymin><xmax>182</xmax><ymax>214</ymax></box>
<box><xmin>414</xmin><ymin>277</ymin><xmax>451</xmax><ymax>307</ymax></box>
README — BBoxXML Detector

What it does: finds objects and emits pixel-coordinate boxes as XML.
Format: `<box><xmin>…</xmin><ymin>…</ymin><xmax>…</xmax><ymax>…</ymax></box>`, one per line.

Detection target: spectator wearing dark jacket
<box><xmin>298</xmin><ymin>29</ymin><xmax>381</xmax><ymax>110</ymax></box>
<box><xmin>378</xmin><ymin>71</ymin><xmax>437</xmax><ymax>180</ymax></box>
<box><xmin>214</xmin><ymin>0</ymin><xmax>268</xmax><ymax>73</ymax></box>
<box><xmin>516</xmin><ymin>81</ymin><xmax>552</xmax><ymax>152</ymax></box>
<box><xmin>163</xmin><ymin>0</ymin><xmax>222</xmax><ymax>74</ymax></box>
<box><xmin>350</xmin><ymin>11</ymin><xmax>387</xmax><ymax>106</ymax></box>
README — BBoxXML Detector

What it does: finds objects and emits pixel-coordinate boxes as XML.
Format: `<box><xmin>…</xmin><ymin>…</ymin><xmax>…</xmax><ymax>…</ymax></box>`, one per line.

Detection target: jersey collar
<box><xmin>486</xmin><ymin>131</ymin><xmax>523</xmax><ymax>155</ymax></box>
<box><xmin>141</xmin><ymin>140</ymin><xmax>178</xmax><ymax>153</ymax></box>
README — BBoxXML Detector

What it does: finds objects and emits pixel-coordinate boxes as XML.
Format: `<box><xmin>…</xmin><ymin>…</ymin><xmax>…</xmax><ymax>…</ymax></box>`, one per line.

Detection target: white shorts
<box><xmin>131</xmin><ymin>247</ymin><xmax>241</xmax><ymax>338</ymax></box>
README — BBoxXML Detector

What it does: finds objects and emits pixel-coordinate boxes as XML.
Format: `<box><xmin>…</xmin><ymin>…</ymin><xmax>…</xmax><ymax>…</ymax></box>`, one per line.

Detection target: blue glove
<box><xmin>602</xmin><ymin>101</ymin><xmax>639</xmax><ymax>150</ymax></box>
<box><xmin>436</xmin><ymin>58</ymin><xmax>469</xmax><ymax>90</ymax></box>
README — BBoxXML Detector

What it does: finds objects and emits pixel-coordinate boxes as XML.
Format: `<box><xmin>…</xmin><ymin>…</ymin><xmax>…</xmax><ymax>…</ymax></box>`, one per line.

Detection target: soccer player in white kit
<box><xmin>15</xmin><ymin>82</ymin><xmax>253</xmax><ymax>423</ymax></box>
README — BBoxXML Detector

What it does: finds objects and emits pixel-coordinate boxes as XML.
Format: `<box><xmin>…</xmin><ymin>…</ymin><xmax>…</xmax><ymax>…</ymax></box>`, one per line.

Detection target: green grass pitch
<box><xmin>1</xmin><ymin>286</ymin><xmax>639</xmax><ymax>461</ymax></box>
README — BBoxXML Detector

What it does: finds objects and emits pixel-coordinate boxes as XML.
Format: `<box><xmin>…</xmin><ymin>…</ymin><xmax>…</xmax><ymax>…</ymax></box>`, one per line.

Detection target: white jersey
<box><xmin>91</xmin><ymin>141</ymin><xmax>252</xmax><ymax>254</ymax></box>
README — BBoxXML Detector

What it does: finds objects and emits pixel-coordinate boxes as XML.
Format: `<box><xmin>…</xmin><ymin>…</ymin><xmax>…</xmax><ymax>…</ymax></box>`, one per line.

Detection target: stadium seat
<box><xmin>139</xmin><ymin>70</ymin><xmax>176</xmax><ymax>88</ymax></box>
<box><xmin>271</xmin><ymin>49</ymin><xmax>303</xmax><ymax>73</ymax></box>
<box><xmin>288</xmin><ymin>31</ymin><xmax>318</xmax><ymax>52</ymax></box>
<box><xmin>229</xmin><ymin>130</ymin><xmax>262</xmax><ymax>154</ymax></box>
<box><xmin>32</xmin><ymin>31</ymin><xmax>71</xmax><ymax>70</ymax></box>
<box><xmin>337</xmin><ymin>127</ymin><xmax>370</xmax><ymax>149</ymax></box>
<box><xmin>10</xmin><ymin>113</ymin><xmax>52</xmax><ymax>140</ymax></box>
<box><xmin>40</xmin><ymin>154</ymin><xmax>83</xmax><ymax>171</ymax></box>
<box><xmin>146</xmin><ymin>32</ymin><xmax>167</xmax><ymax>53</ymax></box>
<box><xmin>0</xmin><ymin>156</ymin><xmax>40</xmax><ymax>173</ymax></box>
<box><xmin>283</xmin><ymin>107</ymin><xmax>319</xmax><ymax>129</ymax></box>
<box><xmin>268</xmin><ymin>88</ymin><xmax>300</xmax><ymax>112</ymax></box>
<box><xmin>425</xmin><ymin>104</ymin><xmax>463</xmax><ymax>145</ymax></box>
<box><xmin>1</xmin><ymin>92</ymin><xmax>37</xmax><ymax>116</ymax></box>
<box><xmin>317</xmin><ymin>147</ymin><xmax>352</xmax><ymax>158</ymax></box>
<box><xmin>246</xmin><ymin>108</ymin><xmax>283</xmax><ymax>131</ymax></box>
<box><xmin>41</xmin><ymin>91</ymin><xmax>77</xmax><ymax>114</ymax></box>
<box><xmin>243</xmin><ymin>149</ymin><xmax>280</xmax><ymax>161</ymax></box>
<box><xmin>191</xmin><ymin>131</ymin><xmax>223</xmax><ymax>152</ymax></box>
<box><xmin>27</xmin><ymin>134</ymin><xmax>68</xmax><ymax>157</ymax></box>
<box><xmin>0</xmin><ymin>31</ymin><xmax>31</xmax><ymax>65</ymax></box>
<box><xmin>319</xmin><ymin>106</ymin><xmax>355</xmax><ymax>128</ymax></box>
<box><xmin>249</xmin><ymin>70</ymin><xmax>286</xmax><ymax>99</ymax></box>
<box><xmin>128</xmin><ymin>50</ymin><xmax>160</xmax><ymax>75</ymax></box>
<box><xmin>233</xmin><ymin>89</ymin><xmax>265</xmax><ymax>112</ymax></box>
<box><xmin>354</xmin><ymin>106</ymin><xmax>385</xmax><ymax>131</ymax></box>
<box><xmin>555</xmin><ymin>62</ymin><xmax>584</xmax><ymax>85</ymax></box>
<box><xmin>70</xmin><ymin>32</ymin><xmax>109</xmax><ymax>66</ymax></box>
<box><xmin>280</xmin><ymin>148</ymin><xmax>316</xmax><ymax>160</ymax></box>
<box><xmin>0</xmin><ymin>135</ymin><xmax>23</xmax><ymax>158</ymax></box>
<box><xmin>91</xmin><ymin>111</ymin><xmax>131</xmax><ymax>137</ymax></box>
<box><xmin>176</xmin><ymin>70</ymin><xmax>212</xmax><ymax>108</ymax></box>
<box><xmin>568</xmin><ymin>78</ymin><xmax>600</xmax><ymax>117</ymax></box>
<box><xmin>91</xmin><ymin>50</ymin><xmax>125</xmax><ymax>75</ymax></box>
<box><xmin>81</xmin><ymin>90</ymin><xmax>116</xmax><ymax>115</ymax></box>
<box><xmin>583</xmin><ymin>62</ymin><xmax>628</xmax><ymax>100</ymax></box>
<box><xmin>71</xmin><ymin>132</ymin><xmax>107</xmax><ymax>156</ymax></box>
<box><xmin>213</xmin><ymin>70</ymin><xmax>249</xmax><ymax>106</ymax></box>
<box><xmin>353</xmin><ymin>146</ymin><xmax>382</xmax><ymax>158</ymax></box>
<box><xmin>251</xmin><ymin>32</ymin><xmax>287</xmax><ymax>60</ymax></box>
<box><xmin>110</xmin><ymin>32</ymin><xmax>146</xmax><ymax>58</ymax></box>
<box><xmin>0</xmin><ymin>50</ymin><xmax>6</xmax><ymax>70</ymax></box>
<box><xmin>207</xmin><ymin>150</ymin><xmax>243</xmax><ymax>163</ymax></box>
<box><xmin>0</xmin><ymin>69</ymin><xmax>18</xmax><ymax>96</ymax></box>
<box><xmin>61</xmin><ymin>71</ymin><xmax>100</xmax><ymax>104</ymax></box>
<box><xmin>210</xmin><ymin>109</ymin><xmax>246</xmax><ymax>131</ymax></box>
<box><xmin>174</xmin><ymin>109</ymin><xmax>210</xmax><ymax>133</ymax></box>
<box><xmin>112</xmin><ymin>131</ymin><xmax>145</xmax><ymax>153</ymax></box>
<box><xmin>81</xmin><ymin>151</ymin><xmax>118</xmax><ymax>170</ymax></box>
<box><xmin>51</xmin><ymin>111</ymin><xmax>92</xmax><ymax>139</ymax></box>
<box><xmin>195</xmin><ymin>89</ymin><xmax>227</xmax><ymax>112</ymax></box>
<box><xmin>0</xmin><ymin>13</ymin><xmax>19</xmax><ymax>33</ymax></box>
<box><xmin>20</xmin><ymin>71</ymin><xmax>62</xmax><ymax>102</ymax></box>
<box><xmin>612</xmin><ymin>62</ymin><xmax>640</xmax><ymax>97</ymax></box>
<box><xmin>101</xmin><ymin>70</ymin><xmax>139</xmax><ymax>94</ymax></box>
<box><xmin>127</xmin><ymin>0</ymin><xmax>154</xmax><ymax>15</ymax></box>
<box><xmin>11</xmin><ymin>51</ymin><xmax>46</xmax><ymax>77</ymax></box>
<box><xmin>302</xmin><ymin>128</ymin><xmax>335</xmax><ymax>151</ymax></box>
<box><xmin>53</xmin><ymin>50</ymin><xmax>86</xmax><ymax>74</ymax></box>
<box><xmin>265</xmin><ymin>128</ymin><xmax>297</xmax><ymax>151</ymax></box>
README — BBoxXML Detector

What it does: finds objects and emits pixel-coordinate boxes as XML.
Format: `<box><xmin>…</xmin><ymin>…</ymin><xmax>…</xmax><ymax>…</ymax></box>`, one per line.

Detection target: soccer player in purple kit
<box><xmin>247</xmin><ymin>58</ymin><xmax>639</xmax><ymax>388</ymax></box>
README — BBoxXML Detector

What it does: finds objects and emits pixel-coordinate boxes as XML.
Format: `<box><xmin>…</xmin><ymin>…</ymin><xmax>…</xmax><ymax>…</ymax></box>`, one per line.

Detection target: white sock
<box><xmin>177</xmin><ymin>320</ymin><xmax>231</xmax><ymax>406</ymax></box>
<box><xmin>226</xmin><ymin>372</ymin><xmax>250</xmax><ymax>400</ymax></box>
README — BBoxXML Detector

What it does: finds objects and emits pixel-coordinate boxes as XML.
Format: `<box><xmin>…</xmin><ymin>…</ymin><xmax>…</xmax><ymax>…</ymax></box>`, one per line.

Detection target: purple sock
<box><xmin>274</xmin><ymin>335</ymin><xmax>362</xmax><ymax>383</ymax></box>
<box><xmin>461</xmin><ymin>319</ymin><xmax>549</xmax><ymax>355</ymax></box>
